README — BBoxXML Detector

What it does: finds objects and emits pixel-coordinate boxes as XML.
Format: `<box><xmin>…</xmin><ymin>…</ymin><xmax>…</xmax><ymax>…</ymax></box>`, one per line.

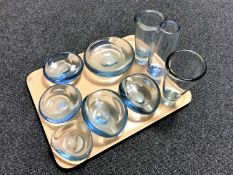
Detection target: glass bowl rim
<box><xmin>165</xmin><ymin>50</ymin><xmax>207</xmax><ymax>82</ymax></box>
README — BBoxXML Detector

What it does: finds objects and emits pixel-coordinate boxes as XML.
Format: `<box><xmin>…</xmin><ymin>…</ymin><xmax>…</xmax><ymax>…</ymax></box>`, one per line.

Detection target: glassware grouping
<box><xmin>39</xmin><ymin>74</ymin><xmax>161</xmax><ymax>161</ymax></box>
<box><xmin>134</xmin><ymin>9</ymin><xmax>206</xmax><ymax>105</ymax></box>
<box><xmin>39</xmin><ymin>9</ymin><xmax>207</xmax><ymax>162</ymax></box>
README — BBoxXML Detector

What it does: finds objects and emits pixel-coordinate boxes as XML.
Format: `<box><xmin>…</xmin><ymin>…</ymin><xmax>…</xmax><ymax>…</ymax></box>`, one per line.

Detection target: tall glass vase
<box><xmin>147</xmin><ymin>20</ymin><xmax>180</xmax><ymax>82</ymax></box>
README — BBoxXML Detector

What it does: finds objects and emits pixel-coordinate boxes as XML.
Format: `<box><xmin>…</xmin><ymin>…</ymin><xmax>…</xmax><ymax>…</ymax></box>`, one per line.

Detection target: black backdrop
<box><xmin>1</xmin><ymin>0</ymin><xmax>233</xmax><ymax>174</ymax></box>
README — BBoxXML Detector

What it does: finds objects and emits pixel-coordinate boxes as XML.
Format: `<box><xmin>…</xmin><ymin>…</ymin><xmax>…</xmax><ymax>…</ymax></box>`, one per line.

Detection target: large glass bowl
<box><xmin>44</xmin><ymin>52</ymin><xmax>84</xmax><ymax>84</ymax></box>
<box><xmin>51</xmin><ymin>119</ymin><xmax>93</xmax><ymax>161</ymax></box>
<box><xmin>82</xmin><ymin>89</ymin><xmax>128</xmax><ymax>138</ymax></box>
<box><xmin>39</xmin><ymin>84</ymin><xmax>82</xmax><ymax>124</ymax></box>
<box><xmin>119</xmin><ymin>74</ymin><xmax>161</xmax><ymax>115</ymax></box>
<box><xmin>84</xmin><ymin>37</ymin><xmax>134</xmax><ymax>77</ymax></box>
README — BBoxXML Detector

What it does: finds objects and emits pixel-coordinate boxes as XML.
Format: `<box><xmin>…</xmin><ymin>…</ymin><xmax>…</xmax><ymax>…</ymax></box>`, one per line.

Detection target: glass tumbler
<box><xmin>162</xmin><ymin>50</ymin><xmax>207</xmax><ymax>106</ymax></box>
<box><xmin>134</xmin><ymin>10</ymin><xmax>165</xmax><ymax>65</ymax></box>
<box><xmin>147</xmin><ymin>20</ymin><xmax>180</xmax><ymax>82</ymax></box>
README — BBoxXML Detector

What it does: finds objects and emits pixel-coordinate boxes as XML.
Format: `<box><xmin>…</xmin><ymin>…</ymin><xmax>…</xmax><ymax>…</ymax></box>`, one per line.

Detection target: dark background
<box><xmin>1</xmin><ymin>0</ymin><xmax>232</xmax><ymax>174</ymax></box>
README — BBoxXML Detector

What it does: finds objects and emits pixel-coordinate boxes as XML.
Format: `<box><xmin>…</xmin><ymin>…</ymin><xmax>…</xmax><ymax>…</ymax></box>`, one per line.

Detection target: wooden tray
<box><xmin>26</xmin><ymin>35</ymin><xmax>192</xmax><ymax>169</ymax></box>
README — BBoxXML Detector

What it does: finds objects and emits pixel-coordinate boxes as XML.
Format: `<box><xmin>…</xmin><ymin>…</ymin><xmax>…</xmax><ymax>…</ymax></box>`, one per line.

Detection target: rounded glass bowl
<box><xmin>51</xmin><ymin>119</ymin><xmax>93</xmax><ymax>161</ymax></box>
<box><xmin>119</xmin><ymin>74</ymin><xmax>161</xmax><ymax>115</ymax></box>
<box><xmin>44</xmin><ymin>52</ymin><xmax>84</xmax><ymax>84</ymax></box>
<box><xmin>84</xmin><ymin>37</ymin><xmax>134</xmax><ymax>77</ymax></box>
<box><xmin>82</xmin><ymin>89</ymin><xmax>128</xmax><ymax>138</ymax></box>
<box><xmin>39</xmin><ymin>84</ymin><xmax>82</xmax><ymax>124</ymax></box>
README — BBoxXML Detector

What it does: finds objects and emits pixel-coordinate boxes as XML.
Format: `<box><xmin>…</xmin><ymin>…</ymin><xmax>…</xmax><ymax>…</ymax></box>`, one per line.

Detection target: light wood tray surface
<box><xmin>26</xmin><ymin>35</ymin><xmax>192</xmax><ymax>169</ymax></box>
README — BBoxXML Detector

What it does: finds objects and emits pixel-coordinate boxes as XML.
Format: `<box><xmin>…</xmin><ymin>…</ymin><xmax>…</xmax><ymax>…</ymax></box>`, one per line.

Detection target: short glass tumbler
<box><xmin>82</xmin><ymin>89</ymin><xmax>128</xmax><ymax>138</ymax></box>
<box><xmin>119</xmin><ymin>74</ymin><xmax>161</xmax><ymax>121</ymax></box>
<box><xmin>51</xmin><ymin>119</ymin><xmax>93</xmax><ymax>161</ymax></box>
<box><xmin>44</xmin><ymin>52</ymin><xmax>84</xmax><ymax>84</ymax></box>
<box><xmin>148</xmin><ymin>20</ymin><xmax>180</xmax><ymax>81</ymax></box>
<box><xmin>162</xmin><ymin>50</ymin><xmax>207</xmax><ymax>106</ymax></box>
<box><xmin>134</xmin><ymin>10</ymin><xmax>165</xmax><ymax>65</ymax></box>
<box><xmin>84</xmin><ymin>37</ymin><xmax>134</xmax><ymax>83</ymax></box>
<box><xmin>39</xmin><ymin>84</ymin><xmax>82</xmax><ymax>124</ymax></box>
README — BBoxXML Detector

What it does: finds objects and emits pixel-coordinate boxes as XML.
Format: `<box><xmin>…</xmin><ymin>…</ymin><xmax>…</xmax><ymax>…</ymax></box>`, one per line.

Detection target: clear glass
<box><xmin>148</xmin><ymin>20</ymin><xmax>180</xmax><ymax>82</ymax></box>
<box><xmin>51</xmin><ymin>119</ymin><xmax>93</xmax><ymax>161</ymax></box>
<box><xmin>162</xmin><ymin>50</ymin><xmax>207</xmax><ymax>106</ymax></box>
<box><xmin>134</xmin><ymin>10</ymin><xmax>165</xmax><ymax>65</ymax></box>
<box><xmin>44</xmin><ymin>52</ymin><xmax>84</xmax><ymax>84</ymax></box>
<box><xmin>39</xmin><ymin>84</ymin><xmax>82</xmax><ymax>124</ymax></box>
<box><xmin>84</xmin><ymin>37</ymin><xmax>134</xmax><ymax>78</ymax></box>
<box><xmin>82</xmin><ymin>89</ymin><xmax>128</xmax><ymax>138</ymax></box>
<box><xmin>119</xmin><ymin>74</ymin><xmax>160</xmax><ymax>115</ymax></box>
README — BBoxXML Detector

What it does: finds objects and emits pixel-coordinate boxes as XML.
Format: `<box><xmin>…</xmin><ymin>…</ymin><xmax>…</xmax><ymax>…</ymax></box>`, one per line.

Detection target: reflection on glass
<box><xmin>51</xmin><ymin>119</ymin><xmax>93</xmax><ymax>161</ymax></box>
<box><xmin>39</xmin><ymin>84</ymin><xmax>82</xmax><ymax>124</ymax></box>
<box><xmin>162</xmin><ymin>50</ymin><xmax>207</xmax><ymax>106</ymax></box>
<box><xmin>44</xmin><ymin>52</ymin><xmax>83</xmax><ymax>84</ymax></box>
<box><xmin>134</xmin><ymin>10</ymin><xmax>165</xmax><ymax>65</ymax></box>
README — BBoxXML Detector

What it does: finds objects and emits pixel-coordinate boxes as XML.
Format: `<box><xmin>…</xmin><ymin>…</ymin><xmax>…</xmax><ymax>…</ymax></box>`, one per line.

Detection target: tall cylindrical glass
<box><xmin>147</xmin><ymin>20</ymin><xmax>180</xmax><ymax>81</ymax></box>
<box><xmin>134</xmin><ymin>10</ymin><xmax>165</xmax><ymax>65</ymax></box>
<box><xmin>162</xmin><ymin>50</ymin><xmax>207</xmax><ymax>106</ymax></box>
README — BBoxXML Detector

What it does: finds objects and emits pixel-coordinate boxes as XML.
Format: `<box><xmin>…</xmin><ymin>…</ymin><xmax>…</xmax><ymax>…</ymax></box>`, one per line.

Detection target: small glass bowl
<box><xmin>39</xmin><ymin>84</ymin><xmax>82</xmax><ymax>124</ymax></box>
<box><xmin>44</xmin><ymin>52</ymin><xmax>84</xmax><ymax>84</ymax></box>
<box><xmin>84</xmin><ymin>37</ymin><xmax>134</xmax><ymax>83</ymax></box>
<box><xmin>82</xmin><ymin>89</ymin><xmax>128</xmax><ymax>139</ymax></box>
<box><xmin>51</xmin><ymin>119</ymin><xmax>93</xmax><ymax>161</ymax></box>
<box><xmin>119</xmin><ymin>74</ymin><xmax>161</xmax><ymax>121</ymax></box>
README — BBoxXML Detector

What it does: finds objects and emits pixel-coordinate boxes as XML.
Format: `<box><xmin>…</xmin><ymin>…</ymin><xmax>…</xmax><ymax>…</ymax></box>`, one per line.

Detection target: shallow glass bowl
<box><xmin>82</xmin><ymin>89</ymin><xmax>128</xmax><ymax>138</ymax></box>
<box><xmin>119</xmin><ymin>74</ymin><xmax>161</xmax><ymax>114</ymax></box>
<box><xmin>51</xmin><ymin>119</ymin><xmax>93</xmax><ymax>161</ymax></box>
<box><xmin>84</xmin><ymin>37</ymin><xmax>134</xmax><ymax>77</ymax></box>
<box><xmin>39</xmin><ymin>84</ymin><xmax>82</xmax><ymax>124</ymax></box>
<box><xmin>44</xmin><ymin>52</ymin><xmax>84</xmax><ymax>84</ymax></box>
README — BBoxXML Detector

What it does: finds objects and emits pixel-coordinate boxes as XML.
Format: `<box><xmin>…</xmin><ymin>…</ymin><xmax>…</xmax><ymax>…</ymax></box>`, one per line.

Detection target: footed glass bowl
<box><xmin>84</xmin><ymin>37</ymin><xmax>134</xmax><ymax>77</ymax></box>
<box><xmin>39</xmin><ymin>84</ymin><xmax>82</xmax><ymax>124</ymax></box>
<box><xmin>82</xmin><ymin>89</ymin><xmax>128</xmax><ymax>138</ymax></box>
<box><xmin>119</xmin><ymin>74</ymin><xmax>161</xmax><ymax>115</ymax></box>
<box><xmin>44</xmin><ymin>52</ymin><xmax>84</xmax><ymax>84</ymax></box>
<box><xmin>51</xmin><ymin>119</ymin><xmax>93</xmax><ymax>161</ymax></box>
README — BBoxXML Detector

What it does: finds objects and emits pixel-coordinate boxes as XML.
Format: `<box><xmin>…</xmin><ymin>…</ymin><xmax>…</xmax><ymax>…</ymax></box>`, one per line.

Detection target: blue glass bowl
<box><xmin>84</xmin><ymin>37</ymin><xmax>134</xmax><ymax>77</ymax></box>
<box><xmin>39</xmin><ymin>84</ymin><xmax>82</xmax><ymax>124</ymax></box>
<box><xmin>82</xmin><ymin>89</ymin><xmax>128</xmax><ymax>138</ymax></box>
<box><xmin>51</xmin><ymin>119</ymin><xmax>93</xmax><ymax>161</ymax></box>
<box><xmin>119</xmin><ymin>74</ymin><xmax>161</xmax><ymax>114</ymax></box>
<box><xmin>44</xmin><ymin>52</ymin><xmax>84</xmax><ymax>84</ymax></box>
